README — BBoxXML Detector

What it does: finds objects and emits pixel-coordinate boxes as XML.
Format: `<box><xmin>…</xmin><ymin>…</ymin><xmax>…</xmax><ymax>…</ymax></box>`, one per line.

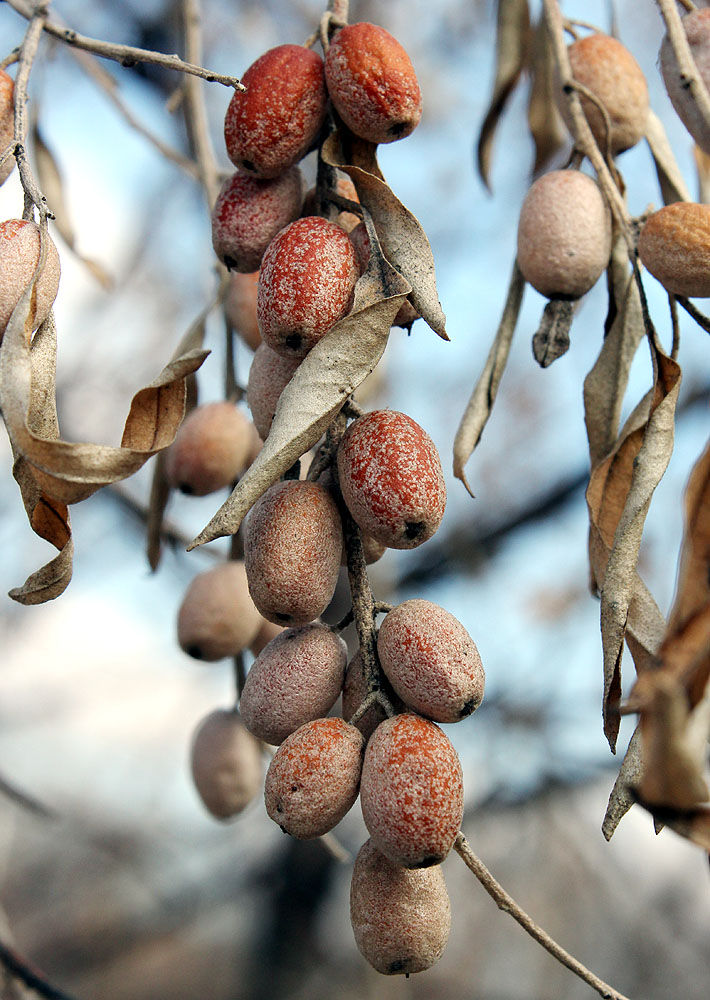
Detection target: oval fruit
<box><xmin>190</xmin><ymin>709</ymin><xmax>262</xmax><ymax>819</ymax></box>
<box><xmin>638</xmin><ymin>202</ymin><xmax>710</xmax><ymax>298</ymax></box>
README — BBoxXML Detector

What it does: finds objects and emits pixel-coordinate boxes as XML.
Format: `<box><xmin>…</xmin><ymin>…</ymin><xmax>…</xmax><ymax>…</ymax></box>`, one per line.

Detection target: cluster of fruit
<box><xmin>514</xmin><ymin>12</ymin><xmax>710</xmax><ymax>350</ymax></box>
<box><xmin>170</xmin><ymin>14</ymin><xmax>485</xmax><ymax>977</ymax></box>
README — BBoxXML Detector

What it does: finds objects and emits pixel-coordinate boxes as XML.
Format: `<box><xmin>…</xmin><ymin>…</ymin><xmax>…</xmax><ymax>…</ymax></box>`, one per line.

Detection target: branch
<box><xmin>182</xmin><ymin>0</ymin><xmax>222</xmax><ymax>208</ymax></box>
<box><xmin>0</xmin><ymin>938</ymin><xmax>79</xmax><ymax>1000</ymax></box>
<box><xmin>5</xmin><ymin>0</ymin><xmax>244</xmax><ymax>90</ymax></box>
<box><xmin>454</xmin><ymin>834</ymin><xmax>632</xmax><ymax>1000</ymax></box>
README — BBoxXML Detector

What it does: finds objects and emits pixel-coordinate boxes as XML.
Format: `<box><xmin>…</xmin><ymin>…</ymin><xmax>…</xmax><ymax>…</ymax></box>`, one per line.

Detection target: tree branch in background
<box><xmin>0</xmin><ymin>938</ymin><xmax>79</xmax><ymax>1000</ymax></box>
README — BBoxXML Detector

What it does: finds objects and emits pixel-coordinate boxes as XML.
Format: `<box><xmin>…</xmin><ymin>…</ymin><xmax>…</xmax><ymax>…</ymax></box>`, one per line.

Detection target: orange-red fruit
<box><xmin>177</xmin><ymin>561</ymin><xmax>263</xmax><ymax>661</ymax></box>
<box><xmin>0</xmin><ymin>70</ymin><xmax>15</xmax><ymax>186</ymax></box>
<box><xmin>225</xmin><ymin>271</ymin><xmax>261</xmax><ymax>350</ymax></box>
<box><xmin>516</xmin><ymin>170</ymin><xmax>611</xmax><ymax>300</ymax></box>
<box><xmin>257</xmin><ymin>216</ymin><xmax>359</xmax><ymax>358</ymax></box>
<box><xmin>0</xmin><ymin>219</ymin><xmax>60</xmax><ymax>334</ymax></box>
<box><xmin>350</xmin><ymin>839</ymin><xmax>451</xmax><ymax>976</ymax></box>
<box><xmin>360</xmin><ymin>714</ymin><xmax>463</xmax><ymax>868</ymax></box>
<box><xmin>660</xmin><ymin>11</ymin><xmax>710</xmax><ymax>155</ymax></box>
<box><xmin>224</xmin><ymin>44</ymin><xmax>327</xmax><ymax>178</ymax></box>
<box><xmin>377</xmin><ymin>600</ymin><xmax>485</xmax><ymax>723</ymax></box>
<box><xmin>239</xmin><ymin>623</ymin><xmax>347</xmax><ymax>745</ymax></box>
<box><xmin>337</xmin><ymin>409</ymin><xmax>446</xmax><ymax>550</ymax></box>
<box><xmin>566</xmin><ymin>33</ymin><xmax>649</xmax><ymax>155</ymax></box>
<box><xmin>638</xmin><ymin>202</ymin><xmax>710</xmax><ymax>298</ymax></box>
<box><xmin>244</xmin><ymin>479</ymin><xmax>343</xmax><ymax>625</ymax></box>
<box><xmin>211</xmin><ymin>167</ymin><xmax>304</xmax><ymax>272</ymax></box>
<box><xmin>190</xmin><ymin>708</ymin><xmax>262</xmax><ymax>819</ymax></box>
<box><xmin>246</xmin><ymin>343</ymin><xmax>301</xmax><ymax>440</ymax></box>
<box><xmin>325</xmin><ymin>23</ymin><xmax>422</xmax><ymax>144</ymax></box>
<box><xmin>264</xmin><ymin>717</ymin><xmax>365</xmax><ymax>837</ymax></box>
<box><xmin>165</xmin><ymin>401</ymin><xmax>253</xmax><ymax>496</ymax></box>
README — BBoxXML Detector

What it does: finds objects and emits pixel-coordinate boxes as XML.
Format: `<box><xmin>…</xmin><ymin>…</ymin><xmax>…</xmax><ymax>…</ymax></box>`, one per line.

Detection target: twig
<box><xmin>5</xmin><ymin>0</ymin><xmax>244</xmax><ymax>90</ymax></box>
<box><xmin>454</xmin><ymin>833</ymin><xmax>632</xmax><ymax>1000</ymax></box>
<box><xmin>676</xmin><ymin>294</ymin><xmax>710</xmax><ymax>334</ymax></box>
<box><xmin>14</xmin><ymin>1</ymin><xmax>50</xmax><ymax>221</ymax></box>
<box><xmin>182</xmin><ymin>0</ymin><xmax>221</xmax><ymax>208</ymax></box>
<box><xmin>0</xmin><ymin>772</ymin><xmax>57</xmax><ymax>819</ymax></box>
<box><xmin>0</xmin><ymin>938</ymin><xmax>79</xmax><ymax>1000</ymax></box>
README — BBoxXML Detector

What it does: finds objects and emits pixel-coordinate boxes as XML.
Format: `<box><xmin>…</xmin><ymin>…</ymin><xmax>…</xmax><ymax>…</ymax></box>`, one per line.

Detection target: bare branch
<box><xmin>0</xmin><ymin>938</ymin><xmax>79</xmax><ymax>1000</ymax></box>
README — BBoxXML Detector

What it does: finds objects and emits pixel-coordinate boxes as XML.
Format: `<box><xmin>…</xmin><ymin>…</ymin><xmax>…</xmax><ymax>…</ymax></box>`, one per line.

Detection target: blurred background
<box><xmin>0</xmin><ymin>0</ymin><xmax>709</xmax><ymax>997</ymax></box>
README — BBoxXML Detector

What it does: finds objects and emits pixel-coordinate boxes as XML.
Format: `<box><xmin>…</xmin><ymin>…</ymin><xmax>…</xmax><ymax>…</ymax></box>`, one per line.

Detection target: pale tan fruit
<box><xmin>350</xmin><ymin>839</ymin><xmax>451</xmax><ymax>975</ymax></box>
<box><xmin>565</xmin><ymin>33</ymin><xmax>649</xmax><ymax>155</ymax></box>
<box><xmin>660</xmin><ymin>9</ymin><xmax>710</xmax><ymax>155</ymax></box>
<box><xmin>165</xmin><ymin>402</ymin><xmax>253</xmax><ymax>496</ymax></box>
<box><xmin>516</xmin><ymin>170</ymin><xmax>611</xmax><ymax>300</ymax></box>
<box><xmin>225</xmin><ymin>271</ymin><xmax>261</xmax><ymax>351</ymax></box>
<box><xmin>177</xmin><ymin>561</ymin><xmax>263</xmax><ymax>661</ymax></box>
<box><xmin>638</xmin><ymin>202</ymin><xmax>710</xmax><ymax>298</ymax></box>
<box><xmin>190</xmin><ymin>709</ymin><xmax>262</xmax><ymax>819</ymax></box>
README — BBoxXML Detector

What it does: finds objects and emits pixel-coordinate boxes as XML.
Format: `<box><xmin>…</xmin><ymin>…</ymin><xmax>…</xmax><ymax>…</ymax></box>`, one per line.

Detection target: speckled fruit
<box><xmin>0</xmin><ymin>219</ymin><xmax>60</xmax><ymax>334</ymax></box>
<box><xmin>565</xmin><ymin>33</ymin><xmax>649</xmax><ymax>155</ymax></box>
<box><xmin>516</xmin><ymin>170</ymin><xmax>611</xmax><ymax>300</ymax></box>
<box><xmin>177</xmin><ymin>560</ymin><xmax>263</xmax><ymax>662</ymax></box>
<box><xmin>224</xmin><ymin>44</ymin><xmax>327</xmax><ymax>178</ymax></box>
<box><xmin>246</xmin><ymin>343</ymin><xmax>301</xmax><ymax>440</ymax></box>
<box><xmin>350</xmin><ymin>839</ymin><xmax>451</xmax><ymax>976</ymax></box>
<box><xmin>377</xmin><ymin>600</ymin><xmax>485</xmax><ymax>724</ymax></box>
<box><xmin>244</xmin><ymin>479</ymin><xmax>343</xmax><ymax>625</ymax></box>
<box><xmin>190</xmin><ymin>709</ymin><xmax>262</xmax><ymax>819</ymax></box>
<box><xmin>264</xmin><ymin>717</ymin><xmax>365</xmax><ymax>837</ymax></box>
<box><xmin>257</xmin><ymin>216</ymin><xmax>359</xmax><ymax>358</ymax></box>
<box><xmin>325</xmin><ymin>22</ymin><xmax>422</xmax><ymax>144</ymax></box>
<box><xmin>165</xmin><ymin>401</ymin><xmax>253</xmax><ymax>496</ymax></box>
<box><xmin>225</xmin><ymin>271</ymin><xmax>261</xmax><ymax>350</ymax></box>
<box><xmin>638</xmin><ymin>202</ymin><xmax>710</xmax><ymax>298</ymax></box>
<box><xmin>342</xmin><ymin>650</ymin><xmax>402</xmax><ymax>740</ymax></box>
<box><xmin>0</xmin><ymin>70</ymin><xmax>15</xmax><ymax>186</ymax></box>
<box><xmin>211</xmin><ymin>167</ymin><xmax>304</xmax><ymax>272</ymax></box>
<box><xmin>360</xmin><ymin>714</ymin><xmax>463</xmax><ymax>868</ymax></box>
<box><xmin>337</xmin><ymin>409</ymin><xmax>446</xmax><ymax>550</ymax></box>
<box><xmin>660</xmin><ymin>10</ymin><xmax>710</xmax><ymax>155</ymax></box>
<box><xmin>239</xmin><ymin>623</ymin><xmax>347</xmax><ymax>745</ymax></box>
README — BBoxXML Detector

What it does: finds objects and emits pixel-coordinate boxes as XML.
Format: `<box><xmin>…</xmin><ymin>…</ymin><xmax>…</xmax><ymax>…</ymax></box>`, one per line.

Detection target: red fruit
<box><xmin>225</xmin><ymin>271</ymin><xmax>261</xmax><ymax>350</ymax></box>
<box><xmin>246</xmin><ymin>343</ymin><xmax>301</xmax><ymax>440</ymax></box>
<box><xmin>377</xmin><ymin>600</ymin><xmax>484</xmax><ymax>723</ymax></box>
<box><xmin>177</xmin><ymin>560</ymin><xmax>263</xmax><ymax>662</ymax></box>
<box><xmin>0</xmin><ymin>70</ymin><xmax>15</xmax><ymax>186</ymax></box>
<box><xmin>239</xmin><ymin>622</ymin><xmax>347</xmax><ymax>745</ymax></box>
<box><xmin>264</xmin><ymin>717</ymin><xmax>365</xmax><ymax>837</ymax></box>
<box><xmin>337</xmin><ymin>409</ymin><xmax>446</xmax><ymax>549</ymax></box>
<box><xmin>190</xmin><ymin>708</ymin><xmax>262</xmax><ymax>819</ymax></box>
<box><xmin>165</xmin><ymin>401</ymin><xmax>253</xmax><ymax>496</ymax></box>
<box><xmin>244</xmin><ymin>479</ymin><xmax>343</xmax><ymax>625</ymax></box>
<box><xmin>224</xmin><ymin>44</ymin><xmax>327</xmax><ymax>178</ymax></box>
<box><xmin>360</xmin><ymin>714</ymin><xmax>464</xmax><ymax>868</ymax></box>
<box><xmin>257</xmin><ymin>216</ymin><xmax>359</xmax><ymax>358</ymax></box>
<box><xmin>211</xmin><ymin>167</ymin><xmax>304</xmax><ymax>272</ymax></box>
<box><xmin>325</xmin><ymin>23</ymin><xmax>422</xmax><ymax>144</ymax></box>
<box><xmin>0</xmin><ymin>219</ymin><xmax>60</xmax><ymax>334</ymax></box>
<box><xmin>350</xmin><ymin>839</ymin><xmax>451</xmax><ymax>975</ymax></box>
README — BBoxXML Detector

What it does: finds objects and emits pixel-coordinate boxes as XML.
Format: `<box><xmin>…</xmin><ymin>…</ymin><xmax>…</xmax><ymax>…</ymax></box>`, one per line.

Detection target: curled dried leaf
<box><xmin>602</xmin><ymin>725</ymin><xmax>643</xmax><ymax>841</ymax></box>
<box><xmin>322</xmin><ymin>130</ymin><xmax>446</xmax><ymax>339</ymax></box>
<box><xmin>645</xmin><ymin>109</ymin><xmax>691</xmax><ymax>206</ymax></box>
<box><xmin>478</xmin><ymin>0</ymin><xmax>531</xmax><ymax>190</ymax></box>
<box><xmin>531</xmin><ymin>298</ymin><xmax>573</xmax><ymax>368</ymax></box>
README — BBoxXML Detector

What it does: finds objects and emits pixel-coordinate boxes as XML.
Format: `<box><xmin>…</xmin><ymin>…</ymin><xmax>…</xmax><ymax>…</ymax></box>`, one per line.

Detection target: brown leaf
<box><xmin>645</xmin><ymin>109</ymin><xmax>691</xmax><ymax>206</ymax></box>
<box><xmin>477</xmin><ymin>0</ymin><xmax>531</xmax><ymax>190</ymax></box>
<box><xmin>531</xmin><ymin>298</ymin><xmax>573</xmax><ymax>367</ymax></box>
<box><xmin>669</xmin><ymin>440</ymin><xmax>710</xmax><ymax>634</ymax></box>
<box><xmin>453</xmin><ymin>260</ymin><xmax>525</xmax><ymax>494</ymax></box>
<box><xmin>526</xmin><ymin>15</ymin><xmax>567</xmax><ymax>176</ymax></box>
<box><xmin>322</xmin><ymin>130</ymin><xmax>447</xmax><ymax>339</ymax></box>
<box><xmin>602</xmin><ymin>725</ymin><xmax>643</xmax><ymax>841</ymax></box>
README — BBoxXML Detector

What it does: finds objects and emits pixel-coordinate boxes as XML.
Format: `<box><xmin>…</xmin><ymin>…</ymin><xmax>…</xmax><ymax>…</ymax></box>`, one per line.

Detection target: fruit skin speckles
<box><xmin>325</xmin><ymin>22</ymin><xmax>422</xmax><ymax>144</ymax></box>
<box><xmin>257</xmin><ymin>216</ymin><xmax>359</xmax><ymax>359</ymax></box>
<box><xmin>337</xmin><ymin>409</ymin><xmax>446</xmax><ymax>550</ymax></box>
<box><xmin>224</xmin><ymin>44</ymin><xmax>327</xmax><ymax>178</ymax></box>
<box><xmin>360</xmin><ymin>713</ymin><xmax>464</xmax><ymax>869</ymax></box>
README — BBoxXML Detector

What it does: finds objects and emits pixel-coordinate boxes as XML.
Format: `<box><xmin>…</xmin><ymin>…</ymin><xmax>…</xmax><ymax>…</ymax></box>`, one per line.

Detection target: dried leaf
<box><xmin>32</xmin><ymin>122</ymin><xmax>113</xmax><ymax>290</ymax></box>
<box><xmin>669</xmin><ymin>440</ymin><xmax>710</xmax><ymax>634</ymax></box>
<box><xmin>477</xmin><ymin>0</ymin><xmax>531</xmax><ymax>190</ymax></box>
<box><xmin>527</xmin><ymin>15</ymin><xmax>567</xmax><ymax>176</ymax></box>
<box><xmin>189</xmin><ymin>226</ymin><xmax>411</xmax><ymax>550</ymax></box>
<box><xmin>531</xmin><ymin>298</ymin><xmax>573</xmax><ymax>367</ymax></box>
<box><xmin>695</xmin><ymin>144</ymin><xmax>710</xmax><ymax>204</ymax></box>
<box><xmin>602</xmin><ymin>725</ymin><xmax>643</xmax><ymax>840</ymax></box>
<box><xmin>645</xmin><ymin>109</ymin><xmax>691</xmax><ymax>205</ymax></box>
<box><xmin>322</xmin><ymin>130</ymin><xmax>447</xmax><ymax>339</ymax></box>
<box><xmin>453</xmin><ymin>260</ymin><xmax>524</xmax><ymax>494</ymax></box>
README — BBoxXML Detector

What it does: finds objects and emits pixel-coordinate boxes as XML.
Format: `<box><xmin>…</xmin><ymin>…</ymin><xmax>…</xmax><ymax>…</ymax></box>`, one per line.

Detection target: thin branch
<box><xmin>5</xmin><ymin>0</ymin><xmax>244</xmax><ymax>90</ymax></box>
<box><xmin>14</xmin><ymin>0</ymin><xmax>50</xmax><ymax>221</ymax></box>
<box><xmin>0</xmin><ymin>938</ymin><xmax>79</xmax><ymax>1000</ymax></box>
<box><xmin>454</xmin><ymin>833</ymin><xmax>632</xmax><ymax>1000</ymax></box>
<box><xmin>182</xmin><ymin>0</ymin><xmax>222</xmax><ymax>209</ymax></box>
<box><xmin>676</xmin><ymin>294</ymin><xmax>710</xmax><ymax>334</ymax></box>
<box><xmin>0</xmin><ymin>772</ymin><xmax>57</xmax><ymax>819</ymax></box>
